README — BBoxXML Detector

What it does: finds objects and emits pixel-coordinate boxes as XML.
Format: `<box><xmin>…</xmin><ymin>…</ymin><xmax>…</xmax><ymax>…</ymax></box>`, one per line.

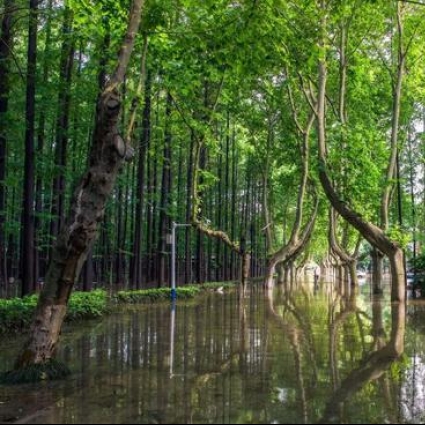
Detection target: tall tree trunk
<box><xmin>328</xmin><ymin>20</ymin><xmax>361</xmax><ymax>288</ymax></box>
<box><xmin>185</xmin><ymin>132</ymin><xmax>195</xmax><ymax>285</ymax></box>
<box><xmin>157</xmin><ymin>93</ymin><xmax>172</xmax><ymax>287</ymax></box>
<box><xmin>329</xmin><ymin>208</ymin><xmax>360</xmax><ymax>288</ymax></box>
<box><xmin>35</xmin><ymin>0</ymin><xmax>54</xmax><ymax>288</ymax></box>
<box><xmin>265</xmin><ymin>112</ymin><xmax>316</xmax><ymax>289</ymax></box>
<box><xmin>50</xmin><ymin>6</ymin><xmax>75</xmax><ymax>242</ymax></box>
<box><xmin>131</xmin><ymin>73</ymin><xmax>151</xmax><ymax>289</ymax></box>
<box><xmin>380</xmin><ymin>8</ymin><xmax>405</xmax><ymax>232</ymax></box>
<box><xmin>21</xmin><ymin>0</ymin><xmax>39</xmax><ymax>296</ymax></box>
<box><xmin>0</xmin><ymin>0</ymin><xmax>15</xmax><ymax>293</ymax></box>
<box><xmin>316</xmin><ymin>1</ymin><xmax>405</xmax><ymax>303</ymax></box>
<box><xmin>80</xmin><ymin>33</ymin><xmax>110</xmax><ymax>293</ymax></box>
<box><xmin>9</xmin><ymin>0</ymin><xmax>145</xmax><ymax>380</ymax></box>
<box><xmin>371</xmin><ymin>248</ymin><xmax>385</xmax><ymax>294</ymax></box>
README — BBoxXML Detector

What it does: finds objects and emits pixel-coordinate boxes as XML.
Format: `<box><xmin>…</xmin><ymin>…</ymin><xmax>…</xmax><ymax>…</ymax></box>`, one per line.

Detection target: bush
<box><xmin>0</xmin><ymin>282</ymin><xmax>238</xmax><ymax>333</ymax></box>
<box><xmin>0</xmin><ymin>290</ymin><xmax>108</xmax><ymax>334</ymax></box>
<box><xmin>114</xmin><ymin>282</ymin><xmax>237</xmax><ymax>304</ymax></box>
<box><xmin>114</xmin><ymin>287</ymin><xmax>202</xmax><ymax>304</ymax></box>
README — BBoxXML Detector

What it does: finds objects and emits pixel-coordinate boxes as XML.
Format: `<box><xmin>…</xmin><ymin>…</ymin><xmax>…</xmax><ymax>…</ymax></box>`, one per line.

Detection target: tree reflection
<box><xmin>318</xmin><ymin>299</ymin><xmax>405</xmax><ymax>424</ymax></box>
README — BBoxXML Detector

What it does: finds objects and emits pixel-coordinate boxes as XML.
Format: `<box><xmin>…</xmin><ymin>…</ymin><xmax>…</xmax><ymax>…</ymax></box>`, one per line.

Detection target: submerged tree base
<box><xmin>0</xmin><ymin>360</ymin><xmax>71</xmax><ymax>385</ymax></box>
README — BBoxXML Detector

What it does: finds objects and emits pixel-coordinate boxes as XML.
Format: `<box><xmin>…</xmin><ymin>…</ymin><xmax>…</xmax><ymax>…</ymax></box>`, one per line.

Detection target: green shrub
<box><xmin>0</xmin><ymin>281</ymin><xmax>238</xmax><ymax>333</ymax></box>
<box><xmin>114</xmin><ymin>287</ymin><xmax>202</xmax><ymax>304</ymax></box>
<box><xmin>0</xmin><ymin>290</ymin><xmax>108</xmax><ymax>334</ymax></box>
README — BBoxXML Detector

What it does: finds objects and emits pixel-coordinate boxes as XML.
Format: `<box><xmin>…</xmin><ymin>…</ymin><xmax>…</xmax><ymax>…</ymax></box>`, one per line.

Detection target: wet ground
<box><xmin>1</xmin><ymin>280</ymin><xmax>425</xmax><ymax>424</ymax></box>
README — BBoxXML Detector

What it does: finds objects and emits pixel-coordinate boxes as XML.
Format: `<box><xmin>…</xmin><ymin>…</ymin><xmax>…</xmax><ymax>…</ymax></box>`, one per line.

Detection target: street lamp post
<box><xmin>170</xmin><ymin>222</ymin><xmax>191</xmax><ymax>300</ymax></box>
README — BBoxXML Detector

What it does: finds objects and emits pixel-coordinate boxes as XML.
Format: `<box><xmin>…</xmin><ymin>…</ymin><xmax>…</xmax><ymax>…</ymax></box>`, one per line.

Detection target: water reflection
<box><xmin>0</xmin><ymin>283</ymin><xmax>423</xmax><ymax>424</ymax></box>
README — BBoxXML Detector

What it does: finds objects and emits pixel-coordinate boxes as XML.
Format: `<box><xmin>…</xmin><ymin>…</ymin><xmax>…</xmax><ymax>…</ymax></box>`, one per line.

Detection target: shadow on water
<box><xmin>0</xmin><ymin>280</ymin><xmax>424</xmax><ymax>424</ymax></box>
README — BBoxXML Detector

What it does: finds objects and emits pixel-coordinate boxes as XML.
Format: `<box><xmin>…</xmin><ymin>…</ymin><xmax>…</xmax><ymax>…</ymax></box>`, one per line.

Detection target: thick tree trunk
<box><xmin>10</xmin><ymin>0</ymin><xmax>145</xmax><ymax>377</ymax></box>
<box><xmin>329</xmin><ymin>207</ymin><xmax>360</xmax><ymax>288</ymax></box>
<box><xmin>277</xmin><ymin>263</ymin><xmax>285</xmax><ymax>285</ymax></box>
<box><xmin>348</xmin><ymin>260</ymin><xmax>358</xmax><ymax>288</ymax></box>
<box><xmin>371</xmin><ymin>249</ymin><xmax>384</xmax><ymax>294</ymax></box>
<box><xmin>265</xmin><ymin>198</ymin><xmax>318</xmax><ymax>289</ymax></box>
<box><xmin>389</xmin><ymin>249</ymin><xmax>405</xmax><ymax>304</ymax></box>
<box><xmin>265</xmin><ymin>111</ymin><xmax>315</xmax><ymax>290</ymax></box>
<box><xmin>316</xmin><ymin>8</ymin><xmax>405</xmax><ymax>302</ymax></box>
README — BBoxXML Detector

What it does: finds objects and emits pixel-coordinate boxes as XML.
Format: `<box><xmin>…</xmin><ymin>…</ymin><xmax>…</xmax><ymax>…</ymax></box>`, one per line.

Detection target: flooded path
<box><xmin>1</xmin><ymin>282</ymin><xmax>425</xmax><ymax>424</ymax></box>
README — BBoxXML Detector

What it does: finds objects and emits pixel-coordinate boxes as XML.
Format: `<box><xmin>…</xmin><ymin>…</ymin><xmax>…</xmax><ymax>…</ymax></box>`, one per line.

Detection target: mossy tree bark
<box><xmin>12</xmin><ymin>0</ymin><xmax>145</xmax><ymax>375</ymax></box>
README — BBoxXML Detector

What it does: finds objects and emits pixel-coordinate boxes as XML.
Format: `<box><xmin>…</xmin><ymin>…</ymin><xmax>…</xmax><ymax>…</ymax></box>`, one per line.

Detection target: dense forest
<box><xmin>1</xmin><ymin>0</ymin><xmax>425</xmax><ymax>330</ymax></box>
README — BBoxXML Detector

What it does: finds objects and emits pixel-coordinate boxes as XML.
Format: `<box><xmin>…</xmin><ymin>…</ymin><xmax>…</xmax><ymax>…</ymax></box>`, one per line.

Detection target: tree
<box><xmin>265</xmin><ymin>109</ymin><xmax>319</xmax><ymax>289</ymax></box>
<box><xmin>4</xmin><ymin>0</ymin><xmax>146</xmax><ymax>383</ymax></box>
<box><xmin>0</xmin><ymin>0</ymin><xmax>15</xmax><ymax>295</ymax></box>
<box><xmin>315</xmin><ymin>0</ymin><xmax>407</xmax><ymax>302</ymax></box>
<box><xmin>21</xmin><ymin>0</ymin><xmax>39</xmax><ymax>297</ymax></box>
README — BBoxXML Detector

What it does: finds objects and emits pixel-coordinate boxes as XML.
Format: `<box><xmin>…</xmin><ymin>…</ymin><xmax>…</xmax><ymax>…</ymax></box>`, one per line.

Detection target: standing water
<box><xmin>1</xmin><ymin>282</ymin><xmax>425</xmax><ymax>424</ymax></box>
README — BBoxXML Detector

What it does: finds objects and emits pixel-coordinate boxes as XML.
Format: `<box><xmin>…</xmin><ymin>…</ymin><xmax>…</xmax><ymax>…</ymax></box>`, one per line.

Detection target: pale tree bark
<box><xmin>265</xmin><ymin>196</ymin><xmax>319</xmax><ymax>289</ymax></box>
<box><xmin>7</xmin><ymin>0</ymin><xmax>145</xmax><ymax>380</ymax></box>
<box><xmin>318</xmin><ymin>302</ymin><xmax>405</xmax><ymax>424</ymax></box>
<box><xmin>265</xmin><ymin>110</ymin><xmax>318</xmax><ymax>289</ymax></box>
<box><xmin>328</xmin><ymin>19</ymin><xmax>362</xmax><ymax>288</ymax></box>
<box><xmin>371</xmin><ymin>4</ymin><xmax>407</xmax><ymax>291</ymax></box>
<box><xmin>329</xmin><ymin>208</ymin><xmax>361</xmax><ymax>288</ymax></box>
<box><xmin>262</xmin><ymin>125</ymin><xmax>276</xmax><ymax>255</ymax></box>
<box><xmin>381</xmin><ymin>6</ymin><xmax>406</xmax><ymax>232</ymax></box>
<box><xmin>316</xmin><ymin>0</ymin><xmax>405</xmax><ymax>303</ymax></box>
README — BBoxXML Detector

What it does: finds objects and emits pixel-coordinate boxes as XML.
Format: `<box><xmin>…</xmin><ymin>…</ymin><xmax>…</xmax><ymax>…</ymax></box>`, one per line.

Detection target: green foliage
<box><xmin>410</xmin><ymin>252</ymin><xmax>425</xmax><ymax>273</ymax></box>
<box><xmin>67</xmin><ymin>290</ymin><xmax>109</xmax><ymax>321</ymax></box>
<box><xmin>200</xmin><ymin>281</ymin><xmax>236</xmax><ymax>290</ymax></box>
<box><xmin>385</xmin><ymin>225</ymin><xmax>411</xmax><ymax>249</ymax></box>
<box><xmin>0</xmin><ymin>290</ymin><xmax>108</xmax><ymax>334</ymax></box>
<box><xmin>114</xmin><ymin>282</ymin><xmax>236</xmax><ymax>304</ymax></box>
<box><xmin>115</xmin><ymin>287</ymin><xmax>201</xmax><ymax>303</ymax></box>
<box><xmin>0</xmin><ymin>284</ymin><xmax>238</xmax><ymax>334</ymax></box>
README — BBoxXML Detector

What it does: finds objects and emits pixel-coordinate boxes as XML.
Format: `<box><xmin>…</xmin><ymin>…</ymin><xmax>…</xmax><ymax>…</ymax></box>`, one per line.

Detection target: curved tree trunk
<box><xmin>265</xmin><ymin>197</ymin><xmax>318</xmax><ymax>289</ymax></box>
<box><xmin>316</xmin><ymin>3</ymin><xmax>405</xmax><ymax>303</ymax></box>
<box><xmin>265</xmin><ymin>112</ymin><xmax>316</xmax><ymax>289</ymax></box>
<box><xmin>190</xmin><ymin>98</ymin><xmax>249</xmax><ymax>288</ymax></box>
<box><xmin>318</xmin><ymin>302</ymin><xmax>405</xmax><ymax>424</ymax></box>
<box><xmin>329</xmin><ymin>208</ymin><xmax>360</xmax><ymax>288</ymax></box>
<box><xmin>10</xmin><ymin>0</ymin><xmax>145</xmax><ymax>378</ymax></box>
